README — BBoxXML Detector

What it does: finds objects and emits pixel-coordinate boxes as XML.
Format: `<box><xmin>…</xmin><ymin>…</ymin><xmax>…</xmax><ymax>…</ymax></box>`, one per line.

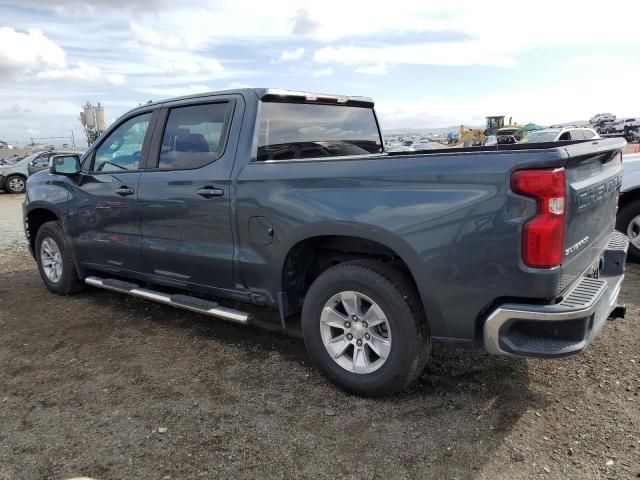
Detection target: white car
<box><xmin>611</xmin><ymin>118</ymin><xmax>640</xmax><ymax>133</ymax></box>
<box><xmin>617</xmin><ymin>153</ymin><xmax>640</xmax><ymax>261</ymax></box>
<box><xmin>520</xmin><ymin>127</ymin><xmax>600</xmax><ymax>143</ymax></box>
<box><xmin>589</xmin><ymin>113</ymin><xmax>616</xmax><ymax>124</ymax></box>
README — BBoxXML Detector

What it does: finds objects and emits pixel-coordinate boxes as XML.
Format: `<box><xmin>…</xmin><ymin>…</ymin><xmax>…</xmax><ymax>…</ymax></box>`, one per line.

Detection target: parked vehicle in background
<box><xmin>590</xmin><ymin>113</ymin><xmax>616</xmax><ymax>124</ymax></box>
<box><xmin>0</xmin><ymin>149</ymin><xmax>83</xmax><ymax>193</ymax></box>
<box><xmin>617</xmin><ymin>153</ymin><xmax>640</xmax><ymax>261</ymax></box>
<box><xmin>520</xmin><ymin>127</ymin><xmax>599</xmax><ymax>143</ymax></box>
<box><xmin>596</xmin><ymin>120</ymin><xmax>615</xmax><ymax>134</ymax></box>
<box><xmin>23</xmin><ymin>88</ymin><xmax>628</xmax><ymax>396</ymax></box>
<box><xmin>483</xmin><ymin>135</ymin><xmax>498</xmax><ymax>146</ymax></box>
<box><xmin>0</xmin><ymin>155</ymin><xmax>24</xmax><ymax>166</ymax></box>
<box><xmin>0</xmin><ymin>152</ymin><xmax>41</xmax><ymax>193</ymax></box>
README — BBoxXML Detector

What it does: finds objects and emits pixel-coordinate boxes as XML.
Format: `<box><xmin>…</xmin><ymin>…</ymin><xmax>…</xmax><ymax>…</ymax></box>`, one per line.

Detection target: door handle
<box><xmin>116</xmin><ymin>186</ymin><xmax>135</xmax><ymax>196</ymax></box>
<box><xmin>197</xmin><ymin>187</ymin><xmax>224</xmax><ymax>198</ymax></box>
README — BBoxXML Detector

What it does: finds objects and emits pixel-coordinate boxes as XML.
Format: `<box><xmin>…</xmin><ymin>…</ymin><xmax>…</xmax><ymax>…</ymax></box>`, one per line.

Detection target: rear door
<box><xmin>137</xmin><ymin>96</ymin><xmax>242</xmax><ymax>291</ymax></box>
<box><xmin>68</xmin><ymin>111</ymin><xmax>156</xmax><ymax>272</ymax></box>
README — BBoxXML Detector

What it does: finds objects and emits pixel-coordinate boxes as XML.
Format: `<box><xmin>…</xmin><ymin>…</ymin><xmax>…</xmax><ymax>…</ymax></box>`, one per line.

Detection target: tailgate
<box><xmin>561</xmin><ymin>140</ymin><xmax>625</xmax><ymax>290</ymax></box>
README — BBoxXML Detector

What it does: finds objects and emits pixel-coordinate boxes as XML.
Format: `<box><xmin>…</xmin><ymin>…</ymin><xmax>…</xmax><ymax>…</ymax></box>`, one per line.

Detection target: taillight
<box><xmin>511</xmin><ymin>168</ymin><xmax>566</xmax><ymax>268</ymax></box>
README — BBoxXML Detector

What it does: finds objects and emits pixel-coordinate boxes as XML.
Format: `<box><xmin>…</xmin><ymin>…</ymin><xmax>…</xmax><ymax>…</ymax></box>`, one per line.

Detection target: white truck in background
<box><xmin>618</xmin><ymin>153</ymin><xmax>640</xmax><ymax>261</ymax></box>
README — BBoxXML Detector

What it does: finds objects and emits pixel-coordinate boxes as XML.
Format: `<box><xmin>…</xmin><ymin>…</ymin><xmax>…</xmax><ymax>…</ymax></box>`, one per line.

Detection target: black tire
<box><xmin>35</xmin><ymin>221</ymin><xmax>85</xmax><ymax>294</ymax></box>
<box><xmin>616</xmin><ymin>200</ymin><xmax>640</xmax><ymax>262</ymax></box>
<box><xmin>5</xmin><ymin>174</ymin><xmax>26</xmax><ymax>194</ymax></box>
<box><xmin>301</xmin><ymin>260</ymin><xmax>430</xmax><ymax>397</ymax></box>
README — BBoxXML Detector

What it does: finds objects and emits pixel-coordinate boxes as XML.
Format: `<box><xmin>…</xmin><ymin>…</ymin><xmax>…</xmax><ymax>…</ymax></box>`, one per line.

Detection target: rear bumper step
<box><xmin>85</xmin><ymin>276</ymin><xmax>250</xmax><ymax>324</ymax></box>
<box><xmin>483</xmin><ymin>231</ymin><xmax>628</xmax><ymax>358</ymax></box>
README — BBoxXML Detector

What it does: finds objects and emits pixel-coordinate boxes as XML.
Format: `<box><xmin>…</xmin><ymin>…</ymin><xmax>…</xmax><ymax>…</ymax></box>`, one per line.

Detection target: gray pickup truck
<box><xmin>23</xmin><ymin>88</ymin><xmax>629</xmax><ymax>396</ymax></box>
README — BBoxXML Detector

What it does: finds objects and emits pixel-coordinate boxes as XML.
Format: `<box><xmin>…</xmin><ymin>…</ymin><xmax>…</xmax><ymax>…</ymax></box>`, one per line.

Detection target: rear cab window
<box><xmin>256</xmin><ymin>102</ymin><xmax>382</xmax><ymax>161</ymax></box>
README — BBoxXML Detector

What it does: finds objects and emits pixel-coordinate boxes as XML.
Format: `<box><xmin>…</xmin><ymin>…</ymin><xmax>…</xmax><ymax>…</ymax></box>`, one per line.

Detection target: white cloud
<box><xmin>135</xmin><ymin>84</ymin><xmax>212</xmax><ymax>97</ymax></box>
<box><xmin>129</xmin><ymin>21</ymin><xmax>207</xmax><ymax>50</ymax></box>
<box><xmin>312</xmin><ymin>66</ymin><xmax>333</xmax><ymax>77</ymax></box>
<box><xmin>279</xmin><ymin>48</ymin><xmax>305</xmax><ymax>61</ymax></box>
<box><xmin>314</xmin><ymin>42</ymin><xmax>516</xmax><ymax>68</ymax></box>
<box><xmin>289</xmin><ymin>8</ymin><xmax>320</xmax><ymax>35</ymax></box>
<box><xmin>226</xmin><ymin>81</ymin><xmax>252</xmax><ymax>89</ymax></box>
<box><xmin>129</xmin><ymin>21</ymin><xmax>183</xmax><ymax>49</ymax></box>
<box><xmin>0</xmin><ymin>27</ymin><xmax>125</xmax><ymax>85</ymax></box>
<box><xmin>10</xmin><ymin>0</ymin><xmax>171</xmax><ymax>13</ymax></box>
<box><xmin>0</xmin><ymin>27</ymin><xmax>66</xmax><ymax>77</ymax></box>
<box><xmin>165</xmin><ymin>57</ymin><xmax>224</xmax><ymax>76</ymax></box>
<box><xmin>35</xmin><ymin>60</ymin><xmax>125</xmax><ymax>85</ymax></box>
<box><xmin>355</xmin><ymin>63</ymin><xmax>387</xmax><ymax>75</ymax></box>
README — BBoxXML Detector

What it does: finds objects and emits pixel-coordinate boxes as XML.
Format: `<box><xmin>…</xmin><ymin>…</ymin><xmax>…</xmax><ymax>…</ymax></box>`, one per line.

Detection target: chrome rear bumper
<box><xmin>483</xmin><ymin>231</ymin><xmax>628</xmax><ymax>358</ymax></box>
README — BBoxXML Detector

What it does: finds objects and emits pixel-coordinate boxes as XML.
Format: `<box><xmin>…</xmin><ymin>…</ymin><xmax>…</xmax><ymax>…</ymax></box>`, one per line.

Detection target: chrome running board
<box><xmin>85</xmin><ymin>276</ymin><xmax>250</xmax><ymax>324</ymax></box>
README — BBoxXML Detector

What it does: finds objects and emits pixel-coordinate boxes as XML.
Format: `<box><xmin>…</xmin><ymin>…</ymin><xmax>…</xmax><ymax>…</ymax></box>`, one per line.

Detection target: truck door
<box><xmin>137</xmin><ymin>96</ymin><xmax>243</xmax><ymax>291</ymax></box>
<box><xmin>68</xmin><ymin>111</ymin><xmax>156</xmax><ymax>272</ymax></box>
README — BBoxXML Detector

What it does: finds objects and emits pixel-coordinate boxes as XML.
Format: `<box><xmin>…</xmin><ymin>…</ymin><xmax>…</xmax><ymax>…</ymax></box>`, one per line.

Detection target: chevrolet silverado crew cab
<box><xmin>24</xmin><ymin>88</ymin><xmax>629</xmax><ymax>396</ymax></box>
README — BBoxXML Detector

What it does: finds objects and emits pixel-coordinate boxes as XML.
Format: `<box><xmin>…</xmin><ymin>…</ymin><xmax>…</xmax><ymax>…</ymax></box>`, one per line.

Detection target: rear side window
<box><xmin>570</xmin><ymin>130</ymin><xmax>585</xmax><ymax>140</ymax></box>
<box><xmin>558</xmin><ymin>131</ymin><xmax>571</xmax><ymax>141</ymax></box>
<box><xmin>158</xmin><ymin>102</ymin><xmax>230</xmax><ymax>170</ymax></box>
<box><xmin>582</xmin><ymin>129</ymin><xmax>596</xmax><ymax>139</ymax></box>
<box><xmin>257</xmin><ymin>102</ymin><xmax>382</xmax><ymax>161</ymax></box>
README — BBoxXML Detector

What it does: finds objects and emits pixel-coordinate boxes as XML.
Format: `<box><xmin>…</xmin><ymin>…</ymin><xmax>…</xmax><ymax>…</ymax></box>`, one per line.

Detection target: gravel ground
<box><xmin>0</xmin><ymin>193</ymin><xmax>26</xmax><ymax>250</ymax></box>
<box><xmin>0</xmin><ymin>195</ymin><xmax>638</xmax><ymax>480</ymax></box>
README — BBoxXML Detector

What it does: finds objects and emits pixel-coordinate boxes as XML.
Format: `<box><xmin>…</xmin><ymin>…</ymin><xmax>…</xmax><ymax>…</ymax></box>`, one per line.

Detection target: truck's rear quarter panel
<box><xmin>235</xmin><ymin>147</ymin><xmax>587</xmax><ymax>345</ymax></box>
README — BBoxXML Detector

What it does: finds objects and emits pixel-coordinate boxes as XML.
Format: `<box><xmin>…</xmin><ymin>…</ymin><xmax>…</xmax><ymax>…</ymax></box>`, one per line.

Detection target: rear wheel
<box><xmin>301</xmin><ymin>260</ymin><xmax>430</xmax><ymax>397</ymax></box>
<box><xmin>5</xmin><ymin>175</ymin><xmax>26</xmax><ymax>194</ymax></box>
<box><xmin>616</xmin><ymin>200</ymin><xmax>640</xmax><ymax>262</ymax></box>
<box><xmin>35</xmin><ymin>221</ymin><xmax>85</xmax><ymax>294</ymax></box>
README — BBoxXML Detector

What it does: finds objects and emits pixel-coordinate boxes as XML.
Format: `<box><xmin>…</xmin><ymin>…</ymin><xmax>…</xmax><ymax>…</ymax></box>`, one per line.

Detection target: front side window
<box><xmin>158</xmin><ymin>102</ymin><xmax>230</xmax><ymax>170</ymax></box>
<box><xmin>93</xmin><ymin>112</ymin><xmax>152</xmax><ymax>172</ymax></box>
<box><xmin>257</xmin><ymin>102</ymin><xmax>382</xmax><ymax>161</ymax></box>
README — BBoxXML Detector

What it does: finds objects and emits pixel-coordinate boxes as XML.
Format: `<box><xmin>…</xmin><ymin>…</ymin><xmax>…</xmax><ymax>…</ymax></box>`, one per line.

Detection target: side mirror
<box><xmin>50</xmin><ymin>154</ymin><xmax>81</xmax><ymax>175</ymax></box>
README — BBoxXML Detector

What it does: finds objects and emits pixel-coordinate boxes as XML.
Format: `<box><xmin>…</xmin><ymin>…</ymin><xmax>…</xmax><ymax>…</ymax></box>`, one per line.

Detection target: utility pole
<box><xmin>70</xmin><ymin>130</ymin><xmax>75</xmax><ymax>148</ymax></box>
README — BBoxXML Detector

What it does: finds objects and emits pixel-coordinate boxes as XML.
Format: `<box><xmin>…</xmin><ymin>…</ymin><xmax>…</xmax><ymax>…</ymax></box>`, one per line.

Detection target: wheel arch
<box><xmin>277</xmin><ymin>222</ymin><xmax>437</xmax><ymax>327</ymax></box>
<box><xmin>25</xmin><ymin>207</ymin><xmax>61</xmax><ymax>256</ymax></box>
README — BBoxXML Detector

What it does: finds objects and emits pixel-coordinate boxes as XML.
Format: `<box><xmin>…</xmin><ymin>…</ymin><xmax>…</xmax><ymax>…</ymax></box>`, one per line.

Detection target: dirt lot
<box><xmin>0</xmin><ymin>193</ymin><xmax>638</xmax><ymax>480</ymax></box>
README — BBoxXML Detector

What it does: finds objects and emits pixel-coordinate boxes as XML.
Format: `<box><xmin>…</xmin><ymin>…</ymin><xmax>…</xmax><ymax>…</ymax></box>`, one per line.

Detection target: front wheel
<box><xmin>301</xmin><ymin>260</ymin><xmax>430</xmax><ymax>397</ymax></box>
<box><xmin>35</xmin><ymin>221</ymin><xmax>85</xmax><ymax>294</ymax></box>
<box><xmin>616</xmin><ymin>200</ymin><xmax>640</xmax><ymax>262</ymax></box>
<box><xmin>5</xmin><ymin>175</ymin><xmax>26</xmax><ymax>194</ymax></box>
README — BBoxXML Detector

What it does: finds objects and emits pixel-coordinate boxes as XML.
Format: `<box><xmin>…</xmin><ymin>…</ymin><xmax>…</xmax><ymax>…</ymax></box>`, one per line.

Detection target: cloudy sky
<box><xmin>1</xmin><ymin>0</ymin><xmax>640</xmax><ymax>145</ymax></box>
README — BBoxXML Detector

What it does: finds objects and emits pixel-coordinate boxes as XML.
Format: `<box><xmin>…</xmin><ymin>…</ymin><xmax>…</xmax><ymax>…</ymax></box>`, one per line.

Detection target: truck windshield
<box><xmin>257</xmin><ymin>102</ymin><xmax>382</xmax><ymax>161</ymax></box>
